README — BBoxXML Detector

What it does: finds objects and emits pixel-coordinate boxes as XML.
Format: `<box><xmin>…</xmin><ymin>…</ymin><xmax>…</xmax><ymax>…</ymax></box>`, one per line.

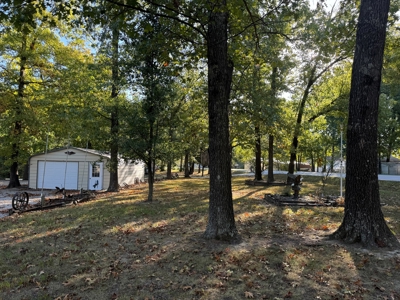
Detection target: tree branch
<box><xmin>104</xmin><ymin>0</ymin><xmax>207</xmax><ymax>39</ymax></box>
<box><xmin>242</xmin><ymin>0</ymin><xmax>260</xmax><ymax>48</ymax></box>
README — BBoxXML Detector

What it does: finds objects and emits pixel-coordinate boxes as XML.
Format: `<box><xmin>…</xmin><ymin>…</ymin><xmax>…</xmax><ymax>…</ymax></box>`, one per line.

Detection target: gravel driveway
<box><xmin>0</xmin><ymin>180</ymin><xmax>57</xmax><ymax>217</ymax></box>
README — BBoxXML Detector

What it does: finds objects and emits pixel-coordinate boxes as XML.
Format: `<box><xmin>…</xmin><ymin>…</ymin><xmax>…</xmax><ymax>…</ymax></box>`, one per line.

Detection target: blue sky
<box><xmin>309</xmin><ymin>0</ymin><xmax>339</xmax><ymax>10</ymax></box>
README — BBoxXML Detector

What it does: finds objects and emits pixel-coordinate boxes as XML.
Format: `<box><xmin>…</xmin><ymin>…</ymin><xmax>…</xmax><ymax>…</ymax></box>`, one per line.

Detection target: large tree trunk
<box><xmin>22</xmin><ymin>163</ymin><xmax>29</xmax><ymax>180</ymax></box>
<box><xmin>203</xmin><ymin>1</ymin><xmax>238</xmax><ymax>241</ymax></box>
<box><xmin>254</xmin><ymin>125</ymin><xmax>263</xmax><ymax>181</ymax></box>
<box><xmin>166</xmin><ymin>160</ymin><xmax>172</xmax><ymax>179</ymax></box>
<box><xmin>267</xmin><ymin>134</ymin><xmax>275</xmax><ymax>183</ymax></box>
<box><xmin>331</xmin><ymin>0</ymin><xmax>399</xmax><ymax>248</ymax></box>
<box><xmin>8</xmin><ymin>161</ymin><xmax>20</xmax><ymax>188</ymax></box>
<box><xmin>107</xmin><ymin>24</ymin><xmax>120</xmax><ymax>192</ymax></box>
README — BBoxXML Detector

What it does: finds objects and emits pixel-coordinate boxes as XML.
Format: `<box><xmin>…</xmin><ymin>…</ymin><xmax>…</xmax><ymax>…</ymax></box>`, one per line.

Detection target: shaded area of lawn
<box><xmin>0</xmin><ymin>174</ymin><xmax>399</xmax><ymax>299</ymax></box>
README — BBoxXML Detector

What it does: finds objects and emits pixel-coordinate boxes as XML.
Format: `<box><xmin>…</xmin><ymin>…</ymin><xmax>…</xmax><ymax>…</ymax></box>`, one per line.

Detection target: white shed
<box><xmin>28</xmin><ymin>147</ymin><xmax>145</xmax><ymax>191</ymax></box>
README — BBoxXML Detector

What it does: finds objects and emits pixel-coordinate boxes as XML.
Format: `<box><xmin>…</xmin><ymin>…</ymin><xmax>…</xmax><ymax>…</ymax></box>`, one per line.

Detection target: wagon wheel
<box><xmin>12</xmin><ymin>192</ymin><xmax>29</xmax><ymax>211</ymax></box>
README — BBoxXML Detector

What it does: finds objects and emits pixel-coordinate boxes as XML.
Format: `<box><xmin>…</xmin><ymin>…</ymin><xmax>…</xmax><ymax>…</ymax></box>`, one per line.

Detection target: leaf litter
<box><xmin>0</xmin><ymin>175</ymin><xmax>399</xmax><ymax>299</ymax></box>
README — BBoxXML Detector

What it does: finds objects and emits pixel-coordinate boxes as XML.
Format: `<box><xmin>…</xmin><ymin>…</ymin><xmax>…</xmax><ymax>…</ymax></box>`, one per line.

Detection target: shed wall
<box><xmin>29</xmin><ymin>148</ymin><xmax>143</xmax><ymax>190</ymax></box>
<box><xmin>29</xmin><ymin>149</ymin><xmax>109</xmax><ymax>190</ymax></box>
<box><xmin>118</xmin><ymin>161</ymin><xmax>145</xmax><ymax>185</ymax></box>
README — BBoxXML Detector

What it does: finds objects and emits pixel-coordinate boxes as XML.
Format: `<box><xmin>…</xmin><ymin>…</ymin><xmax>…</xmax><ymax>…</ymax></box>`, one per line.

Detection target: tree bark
<box><xmin>107</xmin><ymin>23</ymin><xmax>120</xmax><ymax>192</ymax></box>
<box><xmin>189</xmin><ymin>161</ymin><xmax>195</xmax><ymax>175</ymax></box>
<box><xmin>267</xmin><ymin>134</ymin><xmax>275</xmax><ymax>183</ymax></box>
<box><xmin>166</xmin><ymin>160</ymin><xmax>172</xmax><ymax>179</ymax></box>
<box><xmin>184</xmin><ymin>150</ymin><xmax>190</xmax><ymax>178</ymax></box>
<box><xmin>267</xmin><ymin>67</ymin><xmax>277</xmax><ymax>183</ymax></box>
<box><xmin>108</xmin><ymin>107</ymin><xmax>120</xmax><ymax>192</ymax></box>
<box><xmin>254</xmin><ymin>125</ymin><xmax>263</xmax><ymax>181</ymax></box>
<box><xmin>23</xmin><ymin>163</ymin><xmax>29</xmax><ymax>180</ymax></box>
<box><xmin>331</xmin><ymin>0</ymin><xmax>399</xmax><ymax>248</ymax></box>
<box><xmin>330</xmin><ymin>144</ymin><xmax>335</xmax><ymax>171</ymax></box>
<box><xmin>166</xmin><ymin>127</ymin><xmax>174</xmax><ymax>179</ymax></box>
<box><xmin>146</xmin><ymin>120</ymin><xmax>155</xmax><ymax>202</ymax></box>
<box><xmin>311</xmin><ymin>154</ymin><xmax>315</xmax><ymax>172</ymax></box>
<box><xmin>146</xmin><ymin>159</ymin><xmax>154</xmax><ymax>202</ymax></box>
<box><xmin>203</xmin><ymin>1</ymin><xmax>238</xmax><ymax>241</ymax></box>
<box><xmin>288</xmin><ymin>137</ymin><xmax>298</xmax><ymax>174</ymax></box>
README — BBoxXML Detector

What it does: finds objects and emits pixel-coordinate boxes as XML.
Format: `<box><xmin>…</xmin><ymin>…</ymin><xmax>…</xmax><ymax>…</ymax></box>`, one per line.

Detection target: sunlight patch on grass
<box><xmin>0</xmin><ymin>175</ymin><xmax>400</xmax><ymax>299</ymax></box>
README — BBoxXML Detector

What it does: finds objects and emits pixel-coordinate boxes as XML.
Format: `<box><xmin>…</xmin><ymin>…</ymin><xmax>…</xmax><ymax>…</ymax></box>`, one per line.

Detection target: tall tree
<box><xmin>331</xmin><ymin>0</ymin><xmax>399</xmax><ymax>248</ymax></box>
<box><xmin>0</xmin><ymin>11</ymin><xmax>98</xmax><ymax>187</ymax></box>
<box><xmin>107</xmin><ymin>17</ymin><xmax>121</xmax><ymax>192</ymax></box>
<box><xmin>287</xmin><ymin>1</ymin><xmax>356</xmax><ymax>174</ymax></box>
<box><xmin>203</xmin><ymin>0</ymin><xmax>238</xmax><ymax>240</ymax></box>
<box><xmin>76</xmin><ymin>3</ymin><xmax>131</xmax><ymax>192</ymax></box>
<box><xmin>121</xmin><ymin>11</ymin><xmax>180</xmax><ymax>201</ymax></box>
<box><xmin>7</xmin><ymin>32</ymin><xmax>29</xmax><ymax>187</ymax></box>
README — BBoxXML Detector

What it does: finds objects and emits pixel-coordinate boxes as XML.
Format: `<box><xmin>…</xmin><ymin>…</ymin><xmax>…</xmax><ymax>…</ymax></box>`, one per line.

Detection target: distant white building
<box><xmin>380</xmin><ymin>156</ymin><xmax>400</xmax><ymax>175</ymax></box>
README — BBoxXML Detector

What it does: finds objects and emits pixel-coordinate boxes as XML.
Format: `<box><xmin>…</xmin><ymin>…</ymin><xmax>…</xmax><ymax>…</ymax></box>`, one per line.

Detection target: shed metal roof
<box><xmin>30</xmin><ymin>147</ymin><xmax>111</xmax><ymax>159</ymax></box>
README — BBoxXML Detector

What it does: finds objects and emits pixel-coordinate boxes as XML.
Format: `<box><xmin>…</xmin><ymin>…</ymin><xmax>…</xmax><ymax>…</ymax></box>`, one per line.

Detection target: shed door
<box><xmin>38</xmin><ymin>161</ymin><xmax>79</xmax><ymax>189</ymax></box>
<box><xmin>89</xmin><ymin>162</ymin><xmax>103</xmax><ymax>190</ymax></box>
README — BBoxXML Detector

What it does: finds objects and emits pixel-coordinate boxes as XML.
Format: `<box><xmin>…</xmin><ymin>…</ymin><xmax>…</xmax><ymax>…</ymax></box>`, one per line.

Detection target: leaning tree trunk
<box><xmin>331</xmin><ymin>0</ymin><xmax>399</xmax><ymax>248</ymax></box>
<box><xmin>107</xmin><ymin>23</ymin><xmax>120</xmax><ymax>192</ymax></box>
<box><xmin>203</xmin><ymin>0</ymin><xmax>238</xmax><ymax>241</ymax></box>
<box><xmin>267</xmin><ymin>134</ymin><xmax>275</xmax><ymax>183</ymax></box>
<box><xmin>288</xmin><ymin>66</ymin><xmax>316</xmax><ymax>174</ymax></box>
<box><xmin>254</xmin><ymin>125</ymin><xmax>263</xmax><ymax>181</ymax></box>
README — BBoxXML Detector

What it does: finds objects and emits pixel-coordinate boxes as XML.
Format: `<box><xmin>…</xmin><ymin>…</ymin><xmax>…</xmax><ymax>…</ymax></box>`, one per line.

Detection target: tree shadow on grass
<box><xmin>1</xmin><ymin>177</ymin><xmax>400</xmax><ymax>299</ymax></box>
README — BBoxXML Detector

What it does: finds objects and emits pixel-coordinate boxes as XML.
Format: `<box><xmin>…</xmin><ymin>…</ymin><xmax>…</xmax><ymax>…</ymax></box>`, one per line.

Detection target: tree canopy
<box><xmin>1</xmin><ymin>0</ymin><xmax>400</xmax><ymax>246</ymax></box>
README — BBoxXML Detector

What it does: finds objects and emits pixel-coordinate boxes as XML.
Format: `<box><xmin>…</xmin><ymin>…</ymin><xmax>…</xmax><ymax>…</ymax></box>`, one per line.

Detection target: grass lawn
<box><xmin>1</xmin><ymin>174</ymin><xmax>400</xmax><ymax>300</ymax></box>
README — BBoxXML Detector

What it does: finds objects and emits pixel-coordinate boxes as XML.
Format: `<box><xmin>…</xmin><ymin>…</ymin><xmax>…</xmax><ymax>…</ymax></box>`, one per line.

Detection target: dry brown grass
<box><xmin>0</xmin><ymin>174</ymin><xmax>400</xmax><ymax>300</ymax></box>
